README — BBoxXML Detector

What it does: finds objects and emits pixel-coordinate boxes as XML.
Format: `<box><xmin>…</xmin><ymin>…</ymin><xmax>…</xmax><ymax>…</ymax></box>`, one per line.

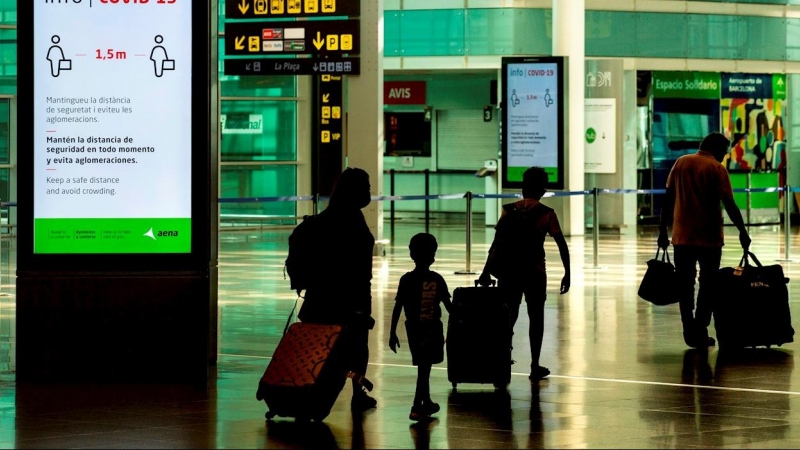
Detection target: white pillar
<box><xmin>553</xmin><ymin>0</ymin><xmax>585</xmax><ymax>236</ymax></box>
<box><xmin>347</xmin><ymin>0</ymin><xmax>385</xmax><ymax>249</ymax></box>
<box><xmin>296</xmin><ymin>76</ymin><xmax>314</xmax><ymax>218</ymax></box>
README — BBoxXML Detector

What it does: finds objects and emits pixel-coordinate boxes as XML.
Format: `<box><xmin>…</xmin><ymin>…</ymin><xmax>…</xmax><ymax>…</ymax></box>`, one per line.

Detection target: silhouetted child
<box><xmin>479</xmin><ymin>166</ymin><xmax>570</xmax><ymax>381</ymax></box>
<box><xmin>390</xmin><ymin>233</ymin><xmax>452</xmax><ymax>421</ymax></box>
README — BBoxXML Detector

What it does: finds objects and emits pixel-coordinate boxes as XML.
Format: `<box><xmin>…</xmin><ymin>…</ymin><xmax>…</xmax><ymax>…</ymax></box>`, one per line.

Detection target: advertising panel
<box><xmin>584</xmin><ymin>98</ymin><xmax>617</xmax><ymax>174</ymax></box>
<box><xmin>33</xmin><ymin>0</ymin><xmax>193</xmax><ymax>254</ymax></box>
<box><xmin>721</xmin><ymin>73</ymin><xmax>786</xmax><ymax>172</ymax></box>
<box><xmin>501</xmin><ymin>56</ymin><xmax>564</xmax><ymax>189</ymax></box>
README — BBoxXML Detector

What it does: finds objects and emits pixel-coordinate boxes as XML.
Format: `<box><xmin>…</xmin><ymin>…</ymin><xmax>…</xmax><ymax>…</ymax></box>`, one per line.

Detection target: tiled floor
<box><xmin>2</xmin><ymin>219</ymin><xmax>800</xmax><ymax>448</ymax></box>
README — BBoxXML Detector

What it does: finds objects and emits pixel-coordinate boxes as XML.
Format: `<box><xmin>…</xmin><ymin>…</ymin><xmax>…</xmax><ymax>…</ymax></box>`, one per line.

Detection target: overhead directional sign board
<box><xmin>225</xmin><ymin>57</ymin><xmax>360</xmax><ymax>76</ymax></box>
<box><xmin>225</xmin><ymin>20</ymin><xmax>360</xmax><ymax>56</ymax></box>
<box><xmin>227</xmin><ymin>0</ymin><xmax>361</xmax><ymax>20</ymax></box>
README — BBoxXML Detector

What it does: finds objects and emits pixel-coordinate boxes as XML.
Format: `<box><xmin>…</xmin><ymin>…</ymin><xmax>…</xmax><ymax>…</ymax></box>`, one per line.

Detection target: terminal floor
<box><xmin>2</xmin><ymin>223</ymin><xmax>800</xmax><ymax>448</ymax></box>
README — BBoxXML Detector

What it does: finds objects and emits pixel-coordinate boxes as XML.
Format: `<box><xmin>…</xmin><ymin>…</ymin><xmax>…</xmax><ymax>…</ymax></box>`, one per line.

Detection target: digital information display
<box><xmin>33</xmin><ymin>0</ymin><xmax>192</xmax><ymax>254</ymax></box>
<box><xmin>501</xmin><ymin>56</ymin><xmax>565</xmax><ymax>190</ymax></box>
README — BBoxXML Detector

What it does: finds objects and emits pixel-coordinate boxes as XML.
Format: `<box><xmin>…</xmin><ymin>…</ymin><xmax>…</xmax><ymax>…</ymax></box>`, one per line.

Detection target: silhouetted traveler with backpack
<box><xmin>296</xmin><ymin>167</ymin><xmax>378</xmax><ymax>412</ymax></box>
<box><xmin>478</xmin><ymin>167</ymin><xmax>571</xmax><ymax>381</ymax></box>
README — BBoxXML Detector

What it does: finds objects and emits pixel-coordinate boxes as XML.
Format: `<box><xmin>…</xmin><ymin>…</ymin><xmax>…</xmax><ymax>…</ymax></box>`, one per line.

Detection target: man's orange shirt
<box><xmin>667</xmin><ymin>150</ymin><xmax>734</xmax><ymax>247</ymax></box>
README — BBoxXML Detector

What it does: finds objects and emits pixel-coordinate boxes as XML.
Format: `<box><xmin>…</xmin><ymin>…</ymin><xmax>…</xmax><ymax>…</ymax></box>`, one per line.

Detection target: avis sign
<box><xmin>384</xmin><ymin>81</ymin><xmax>426</xmax><ymax>105</ymax></box>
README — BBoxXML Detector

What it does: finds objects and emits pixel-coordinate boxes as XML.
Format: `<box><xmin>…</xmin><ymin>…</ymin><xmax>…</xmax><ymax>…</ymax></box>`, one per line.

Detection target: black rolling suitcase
<box><xmin>713</xmin><ymin>252</ymin><xmax>794</xmax><ymax>350</ymax></box>
<box><xmin>446</xmin><ymin>280</ymin><xmax>511</xmax><ymax>389</ymax></box>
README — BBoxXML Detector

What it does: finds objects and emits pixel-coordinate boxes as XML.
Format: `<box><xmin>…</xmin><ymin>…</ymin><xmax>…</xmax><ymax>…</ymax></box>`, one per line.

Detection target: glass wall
<box><xmin>0</xmin><ymin>98</ymin><xmax>9</xmax><ymax>227</ymax></box>
<box><xmin>0</xmin><ymin>29</ymin><xmax>14</xmax><ymax>94</ymax></box>
<box><xmin>217</xmin><ymin>9</ymin><xmax>300</xmax><ymax>224</ymax></box>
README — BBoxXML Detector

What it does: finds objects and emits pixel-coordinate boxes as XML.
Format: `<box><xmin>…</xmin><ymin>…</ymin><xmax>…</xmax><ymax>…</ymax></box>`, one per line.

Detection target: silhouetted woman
<box><xmin>298</xmin><ymin>167</ymin><xmax>377</xmax><ymax>412</ymax></box>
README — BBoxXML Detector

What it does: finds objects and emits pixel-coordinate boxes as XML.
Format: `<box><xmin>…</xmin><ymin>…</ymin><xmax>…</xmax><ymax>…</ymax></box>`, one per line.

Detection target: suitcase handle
<box><xmin>475</xmin><ymin>279</ymin><xmax>497</xmax><ymax>287</ymax></box>
<box><xmin>740</xmin><ymin>251</ymin><xmax>763</xmax><ymax>268</ymax></box>
<box><xmin>282</xmin><ymin>297</ymin><xmax>300</xmax><ymax>336</ymax></box>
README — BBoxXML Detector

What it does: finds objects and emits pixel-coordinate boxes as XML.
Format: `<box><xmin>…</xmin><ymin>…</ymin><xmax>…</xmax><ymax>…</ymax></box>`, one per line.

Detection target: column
<box><xmin>8</xmin><ymin>96</ymin><xmax>16</xmax><ymax>237</ymax></box>
<box><xmin>347</xmin><ymin>0</ymin><xmax>384</xmax><ymax>248</ymax></box>
<box><xmin>553</xmin><ymin>0</ymin><xmax>585</xmax><ymax>236</ymax></box>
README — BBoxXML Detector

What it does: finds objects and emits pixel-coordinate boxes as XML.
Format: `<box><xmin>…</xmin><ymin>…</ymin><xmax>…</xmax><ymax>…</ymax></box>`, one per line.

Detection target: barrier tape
<box><xmin>372</xmin><ymin>193</ymin><xmax>467</xmax><ymax>202</ymax></box>
<box><xmin>218</xmin><ymin>196</ymin><xmax>316</xmax><ymax>203</ymax></box>
<box><xmin>0</xmin><ymin>187</ymin><xmax>786</xmax><ymax>208</ymax></box>
<box><xmin>731</xmin><ymin>187</ymin><xmax>784</xmax><ymax>194</ymax></box>
<box><xmin>599</xmin><ymin>188</ymin><xmax>666</xmax><ymax>195</ymax></box>
<box><xmin>598</xmin><ymin>187</ymin><xmax>784</xmax><ymax>195</ymax></box>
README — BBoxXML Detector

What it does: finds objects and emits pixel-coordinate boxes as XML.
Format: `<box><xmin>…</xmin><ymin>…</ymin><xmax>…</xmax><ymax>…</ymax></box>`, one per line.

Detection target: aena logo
<box><xmin>388</xmin><ymin>88</ymin><xmax>412</xmax><ymax>99</ymax></box>
<box><xmin>143</xmin><ymin>227</ymin><xmax>179</xmax><ymax>240</ymax></box>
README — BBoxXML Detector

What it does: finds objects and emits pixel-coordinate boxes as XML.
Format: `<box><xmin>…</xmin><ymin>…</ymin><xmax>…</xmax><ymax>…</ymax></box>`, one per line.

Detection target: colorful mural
<box><xmin>720</xmin><ymin>73</ymin><xmax>787</xmax><ymax>173</ymax></box>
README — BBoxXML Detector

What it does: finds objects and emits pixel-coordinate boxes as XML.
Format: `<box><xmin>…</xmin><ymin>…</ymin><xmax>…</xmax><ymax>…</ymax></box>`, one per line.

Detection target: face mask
<box><xmin>356</xmin><ymin>190</ymin><xmax>371</xmax><ymax>209</ymax></box>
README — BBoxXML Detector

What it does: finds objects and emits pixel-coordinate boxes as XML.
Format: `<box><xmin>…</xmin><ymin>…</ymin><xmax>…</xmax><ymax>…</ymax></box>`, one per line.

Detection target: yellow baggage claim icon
<box><xmin>248</xmin><ymin>36</ymin><xmax>260</xmax><ymax>52</ymax></box>
<box><xmin>306</xmin><ymin>0</ymin><xmax>318</xmax><ymax>13</ymax></box>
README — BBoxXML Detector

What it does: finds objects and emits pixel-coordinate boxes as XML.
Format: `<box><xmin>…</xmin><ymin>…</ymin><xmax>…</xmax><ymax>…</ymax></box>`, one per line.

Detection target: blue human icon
<box><xmin>544</xmin><ymin>89</ymin><xmax>553</xmax><ymax>108</ymax></box>
<box><xmin>47</xmin><ymin>35</ymin><xmax>72</xmax><ymax>78</ymax></box>
<box><xmin>150</xmin><ymin>35</ymin><xmax>175</xmax><ymax>77</ymax></box>
<box><xmin>511</xmin><ymin>89</ymin><xmax>520</xmax><ymax>108</ymax></box>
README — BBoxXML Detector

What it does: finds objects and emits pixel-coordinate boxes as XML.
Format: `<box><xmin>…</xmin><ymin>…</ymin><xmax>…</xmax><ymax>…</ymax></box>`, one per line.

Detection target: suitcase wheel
<box><xmin>265</xmin><ymin>411</ymin><xmax>276</xmax><ymax>421</ymax></box>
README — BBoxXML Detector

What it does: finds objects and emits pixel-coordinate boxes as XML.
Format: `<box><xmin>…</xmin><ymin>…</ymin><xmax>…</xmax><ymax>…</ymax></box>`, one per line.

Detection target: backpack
<box><xmin>285</xmin><ymin>215</ymin><xmax>321</xmax><ymax>292</ymax></box>
<box><xmin>487</xmin><ymin>203</ymin><xmax>550</xmax><ymax>280</ymax></box>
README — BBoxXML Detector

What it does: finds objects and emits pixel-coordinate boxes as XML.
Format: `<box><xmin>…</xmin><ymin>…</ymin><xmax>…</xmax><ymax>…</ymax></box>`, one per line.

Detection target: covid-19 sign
<box><xmin>33</xmin><ymin>0</ymin><xmax>192</xmax><ymax>254</ymax></box>
<box><xmin>501</xmin><ymin>56</ymin><xmax>565</xmax><ymax>190</ymax></box>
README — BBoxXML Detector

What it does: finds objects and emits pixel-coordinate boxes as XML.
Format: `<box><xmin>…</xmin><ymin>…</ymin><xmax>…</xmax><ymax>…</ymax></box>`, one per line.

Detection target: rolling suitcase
<box><xmin>446</xmin><ymin>280</ymin><xmax>511</xmax><ymax>389</ymax></box>
<box><xmin>713</xmin><ymin>252</ymin><xmax>794</xmax><ymax>350</ymax></box>
<box><xmin>256</xmin><ymin>322</ymin><xmax>372</xmax><ymax>421</ymax></box>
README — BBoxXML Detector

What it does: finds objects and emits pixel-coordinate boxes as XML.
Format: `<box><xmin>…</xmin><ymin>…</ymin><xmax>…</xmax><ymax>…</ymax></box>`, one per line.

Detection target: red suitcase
<box><xmin>256</xmin><ymin>322</ymin><xmax>372</xmax><ymax>421</ymax></box>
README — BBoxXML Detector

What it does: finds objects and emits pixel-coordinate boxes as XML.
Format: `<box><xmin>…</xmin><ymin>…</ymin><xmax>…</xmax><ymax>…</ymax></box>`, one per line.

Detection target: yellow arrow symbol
<box><xmin>239</xmin><ymin>0</ymin><xmax>250</xmax><ymax>14</ymax></box>
<box><xmin>313</xmin><ymin>32</ymin><xmax>324</xmax><ymax>50</ymax></box>
<box><xmin>235</xmin><ymin>36</ymin><xmax>246</xmax><ymax>50</ymax></box>
<box><xmin>322</xmin><ymin>93</ymin><xmax>330</xmax><ymax>103</ymax></box>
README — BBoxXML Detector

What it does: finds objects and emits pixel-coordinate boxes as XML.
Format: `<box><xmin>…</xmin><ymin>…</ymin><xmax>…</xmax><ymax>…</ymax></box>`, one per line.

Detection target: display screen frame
<box><xmin>501</xmin><ymin>56</ymin><xmax>565</xmax><ymax>190</ymax></box>
<box><xmin>16</xmin><ymin>0</ymin><xmax>210</xmax><ymax>273</ymax></box>
<box><xmin>383</xmin><ymin>111</ymin><xmax>432</xmax><ymax>157</ymax></box>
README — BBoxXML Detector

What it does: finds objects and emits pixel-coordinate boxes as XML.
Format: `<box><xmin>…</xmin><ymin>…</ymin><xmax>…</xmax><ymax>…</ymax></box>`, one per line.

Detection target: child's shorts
<box><xmin>405</xmin><ymin>320</ymin><xmax>444</xmax><ymax>365</ymax></box>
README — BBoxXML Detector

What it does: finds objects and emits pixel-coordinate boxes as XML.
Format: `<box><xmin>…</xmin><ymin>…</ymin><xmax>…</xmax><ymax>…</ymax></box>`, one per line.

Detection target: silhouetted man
<box><xmin>659</xmin><ymin>132</ymin><xmax>751</xmax><ymax>349</ymax></box>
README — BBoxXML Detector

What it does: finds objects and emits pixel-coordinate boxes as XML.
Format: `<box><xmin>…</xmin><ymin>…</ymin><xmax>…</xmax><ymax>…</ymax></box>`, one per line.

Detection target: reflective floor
<box><xmin>2</xmin><ymin>220</ymin><xmax>800</xmax><ymax>448</ymax></box>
